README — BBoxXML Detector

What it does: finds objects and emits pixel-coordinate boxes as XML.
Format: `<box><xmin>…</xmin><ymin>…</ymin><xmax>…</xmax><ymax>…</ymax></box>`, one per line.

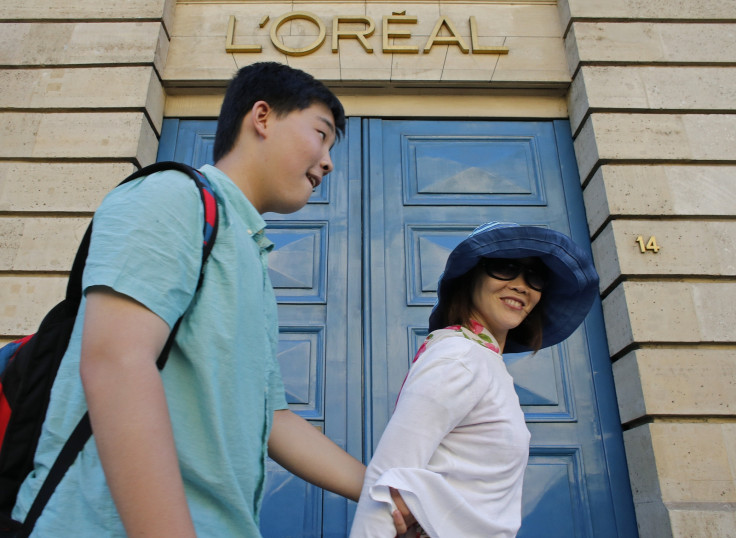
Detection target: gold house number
<box><xmin>635</xmin><ymin>235</ymin><xmax>660</xmax><ymax>254</ymax></box>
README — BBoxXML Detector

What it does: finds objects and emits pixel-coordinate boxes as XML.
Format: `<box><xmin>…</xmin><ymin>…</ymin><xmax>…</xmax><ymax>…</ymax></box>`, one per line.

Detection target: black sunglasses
<box><xmin>481</xmin><ymin>258</ymin><xmax>548</xmax><ymax>292</ymax></box>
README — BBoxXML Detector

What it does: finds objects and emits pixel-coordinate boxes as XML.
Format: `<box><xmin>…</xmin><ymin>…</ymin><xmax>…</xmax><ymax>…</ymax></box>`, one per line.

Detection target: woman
<box><xmin>350</xmin><ymin>221</ymin><xmax>600</xmax><ymax>537</ymax></box>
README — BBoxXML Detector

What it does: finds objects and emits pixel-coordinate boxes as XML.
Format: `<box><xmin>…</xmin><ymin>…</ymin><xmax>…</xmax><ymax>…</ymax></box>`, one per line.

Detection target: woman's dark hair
<box><xmin>441</xmin><ymin>264</ymin><xmax>545</xmax><ymax>353</ymax></box>
<box><xmin>213</xmin><ymin>62</ymin><xmax>346</xmax><ymax>162</ymax></box>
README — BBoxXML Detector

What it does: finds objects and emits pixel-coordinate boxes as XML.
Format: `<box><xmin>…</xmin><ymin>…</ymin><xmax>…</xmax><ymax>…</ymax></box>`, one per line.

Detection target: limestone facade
<box><xmin>1</xmin><ymin>0</ymin><xmax>735</xmax><ymax>536</ymax></box>
<box><xmin>560</xmin><ymin>1</ymin><xmax>736</xmax><ymax>535</ymax></box>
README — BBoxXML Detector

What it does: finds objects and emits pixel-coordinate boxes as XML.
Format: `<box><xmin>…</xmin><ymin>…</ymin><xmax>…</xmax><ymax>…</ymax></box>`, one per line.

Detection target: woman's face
<box><xmin>470</xmin><ymin>257</ymin><xmax>543</xmax><ymax>343</ymax></box>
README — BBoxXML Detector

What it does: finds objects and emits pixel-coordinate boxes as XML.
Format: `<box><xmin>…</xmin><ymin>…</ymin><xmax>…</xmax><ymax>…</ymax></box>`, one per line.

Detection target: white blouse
<box><xmin>350</xmin><ymin>333</ymin><xmax>531</xmax><ymax>538</ymax></box>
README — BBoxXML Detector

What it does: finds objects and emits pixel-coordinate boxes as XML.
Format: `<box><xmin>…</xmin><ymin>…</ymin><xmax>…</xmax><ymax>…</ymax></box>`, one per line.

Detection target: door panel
<box><xmin>159</xmin><ymin>117</ymin><xmax>637</xmax><ymax>537</ymax></box>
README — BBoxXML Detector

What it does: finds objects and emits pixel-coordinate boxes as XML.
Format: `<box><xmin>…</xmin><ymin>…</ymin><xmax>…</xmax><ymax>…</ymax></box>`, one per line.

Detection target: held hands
<box><xmin>390</xmin><ymin>487</ymin><xmax>418</xmax><ymax>537</ymax></box>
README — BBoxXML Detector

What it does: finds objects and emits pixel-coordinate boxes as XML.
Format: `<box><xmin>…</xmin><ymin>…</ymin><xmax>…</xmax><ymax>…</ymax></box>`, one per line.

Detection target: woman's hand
<box><xmin>391</xmin><ymin>487</ymin><xmax>417</xmax><ymax>537</ymax></box>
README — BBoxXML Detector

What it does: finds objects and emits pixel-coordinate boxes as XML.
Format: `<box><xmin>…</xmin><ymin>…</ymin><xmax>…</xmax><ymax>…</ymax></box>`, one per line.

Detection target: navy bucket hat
<box><xmin>428</xmin><ymin>222</ymin><xmax>600</xmax><ymax>353</ymax></box>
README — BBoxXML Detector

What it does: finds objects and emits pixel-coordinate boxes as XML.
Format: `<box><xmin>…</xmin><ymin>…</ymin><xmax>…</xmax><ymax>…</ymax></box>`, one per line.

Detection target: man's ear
<box><xmin>250</xmin><ymin>100</ymin><xmax>272</xmax><ymax>139</ymax></box>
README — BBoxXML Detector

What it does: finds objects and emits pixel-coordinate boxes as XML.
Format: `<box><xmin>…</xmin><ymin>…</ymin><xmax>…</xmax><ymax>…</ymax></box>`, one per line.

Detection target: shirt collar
<box><xmin>199</xmin><ymin>164</ymin><xmax>273</xmax><ymax>252</ymax></box>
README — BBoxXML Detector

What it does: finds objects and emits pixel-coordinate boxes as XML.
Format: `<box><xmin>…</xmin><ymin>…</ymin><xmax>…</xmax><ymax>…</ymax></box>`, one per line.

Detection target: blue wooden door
<box><xmin>158</xmin><ymin>117</ymin><xmax>637</xmax><ymax>537</ymax></box>
<box><xmin>364</xmin><ymin>119</ymin><xmax>637</xmax><ymax>538</ymax></box>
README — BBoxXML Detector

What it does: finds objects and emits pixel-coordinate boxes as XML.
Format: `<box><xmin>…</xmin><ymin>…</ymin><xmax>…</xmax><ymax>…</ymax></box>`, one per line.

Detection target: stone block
<box><xmin>654</xmin><ymin>423</ymin><xmax>736</xmax><ymax>503</ymax></box>
<box><xmin>613</xmin><ymin>349</ymin><xmax>736</xmax><ymax>423</ymax></box>
<box><xmin>724</xmin><ymin>424</ymin><xmax>736</xmax><ymax>481</ymax></box>
<box><xmin>624</xmin><ymin>424</ymin><xmax>672</xmax><ymax>538</ymax></box>
<box><xmin>631</xmin><ymin>499</ymin><xmax>672</xmax><ymax>538</ymax></box>
<box><xmin>623</xmin><ymin>424</ymin><xmax>663</xmax><ymax>503</ymax></box>
<box><xmin>592</xmin><ymin>220</ymin><xmax>736</xmax><ymax>291</ymax></box>
<box><xmin>574</xmin><ymin>113</ymin><xmax>736</xmax><ymax>182</ymax></box>
<box><xmin>0</xmin><ymin>217</ymin><xmax>90</xmax><ymax>272</ymax></box>
<box><xmin>561</xmin><ymin>0</ymin><xmax>736</xmax><ymax>23</ymax></box>
<box><xmin>337</xmin><ymin>94</ymin><xmax>567</xmax><ymax>119</ymax></box>
<box><xmin>364</xmin><ymin>2</ymin><xmax>442</xmax><ymax>37</ymax></box>
<box><xmin>0</xmin><ymin>22</ymin><xmax>165</xmax><ymax>67</ymax></box>
<box><xmin>2</xmin><ymin>0</ymin><xmax>169</xmax><ymax>20</ymax></box>
<box><xmin>0</xmin><ymin>112</ymin><xmax>158</xmax><ymax>166</ymax></box>
<box><xmin>338</xmin><ymin>38</ymin><xmax>392</xmax><ymax>81</ymax></box>
<box><xmin>163</xmin><ymin>94</ymin><xmax>223</xmax><ymax>118</ymax></box>
<box><xmin>569</xmin><ymin>66</ymin><xmax>736</xmax><ymax>134</ymax></box>
<box><xmin>612</xmin><ymin>352</ymin><xmax>645</xmax><ymax>424</ymax></box>
<box><xmin>0</xmin><ymin>276</ymin><xmax>67</xmax><ymax>336</ymax></box>
<box><xmin>440</xmin><ymin>4</ymin><xmax>562</xmax><ymax>38</ymax></box>
<box><xmin>567</xmin><ymin>22</ymin><xmax>736</xmax><ymax>69</ymax></box>
<box><xmin>669</xmin><ymin>503</ymin><xmax>736</xmax><ymax>538</ymax></box>
<box><xmin>602</xmin><ymin>282</ymin><xmax>736</xmax><ymax>355</ymax></box>
<box><xmin>590</xmin><ymin>223</ymin><xmax>622</xmax><ymax>293</ymax></box>
<box><xmin>624</xmin><ymin>424</ymin><xmax>736</xmax><ymax>516</ymax></box>
<box><xmin>171</xmin><ymin>3</ymin><xmax>292</xmax><ymax>37</ymax></box>
<box><xmin>390</xmin><ymin>46</ymin><xmax>446</xmax><ymax>81</ymax></box>
<box><xmin>165</xmin><ymin>36</ymin><xmax>248</xmax><ymax>84</ymax></box>
<box><xmin>162</xmin><ymin>0</ymin><xmax>176</xmax><ymax>36</ymax></box>
<box><xmin>492</xmin><ymin>37</ymin><xmax>569</xmax><ymax>85</ymax></box>
<box><xmin>0</xmin><ymin>162</ymin><xmax>135</xmax><ymax>213</ymax></box>
<box><xmin>440</xmin><ymin>44</ymin><xmax>498</xmax><ymax>82</ymax></box>
<box><xmin>0</xmin><ymin>67</ymin><xmax>165</xmax><ymax>134</ymax></box>
<box><xmin>281</xmin><ymin>33</ymin><xmax>341</xmax><ymax>81</ymax></box>
<box><xmin>583</xmin><ymin>165</ymin><xmax>736</xmax><ymax>234</ymax></box>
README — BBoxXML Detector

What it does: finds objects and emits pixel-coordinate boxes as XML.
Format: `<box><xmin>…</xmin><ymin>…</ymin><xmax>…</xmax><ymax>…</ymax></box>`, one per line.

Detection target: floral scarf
<box><xmin>412</xmin><ymin>320</ymin><xmax>500</xmax><ymax>364</ymax></box>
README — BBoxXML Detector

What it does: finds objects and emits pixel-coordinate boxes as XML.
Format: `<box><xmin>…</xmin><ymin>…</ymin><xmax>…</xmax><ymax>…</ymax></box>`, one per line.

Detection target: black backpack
<box><xmin>0</xmin><ymin>162</ymin><xmax>219</xmax><ymax>537</ymax></box>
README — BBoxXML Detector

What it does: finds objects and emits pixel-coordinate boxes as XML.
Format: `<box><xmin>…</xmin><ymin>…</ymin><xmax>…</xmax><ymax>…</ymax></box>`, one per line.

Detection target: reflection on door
<box><xmin>158</xmin><ymin>117</ymin><xmax>637</xmax><ymax>537</ymax></box>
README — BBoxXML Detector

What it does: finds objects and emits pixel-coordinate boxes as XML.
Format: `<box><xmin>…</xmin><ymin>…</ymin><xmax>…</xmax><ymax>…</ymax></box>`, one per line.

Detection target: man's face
<box><xmin>259</xmin><ymin>101</ymin><xmax>337</xmax><ymax>214</ymax></box>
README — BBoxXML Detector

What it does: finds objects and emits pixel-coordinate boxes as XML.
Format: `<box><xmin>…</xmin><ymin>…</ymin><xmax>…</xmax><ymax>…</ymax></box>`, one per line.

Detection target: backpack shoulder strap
<box><xmin>19</xmin><ymin>162</ymin><xmax>218</xmax><ymax>538</ymax></box>
<box><xmin>66</xmin><ymin>162</ymin><xmax>218</xmax><ymax>302</ymax></box>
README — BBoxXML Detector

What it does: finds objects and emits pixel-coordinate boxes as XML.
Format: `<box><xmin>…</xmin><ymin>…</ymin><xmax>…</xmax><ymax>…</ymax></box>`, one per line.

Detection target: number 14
<box><xmin>635</xmin><ymin>235</ymin><xmax>660</xmax><ymax>253</ymax></box>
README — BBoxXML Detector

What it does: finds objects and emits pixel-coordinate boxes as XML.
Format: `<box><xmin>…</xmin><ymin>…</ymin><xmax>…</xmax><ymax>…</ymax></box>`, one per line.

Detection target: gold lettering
<box><xmin>225</xmin><ymin>13</ymin><xmax>512</xmax><ymax>57</ymax></box>
<box><xmin>382</xmin><ymin>14</ymin><xmax>418</xmax><ymax>54</ymax></box>
<box><xmin>332</xmin><ymin>16</ymin><xmax>375</xmax><ymax>53</ymax></box>
<box><xmin>424</xmin><ymin>16</ymin><xmax>469</xmax><ymax>54</ymax></box>
<box><xmin>470</xmin><ymin>16</ymin><xmax>509</xmax><ymax>54</ymax></box>
<box><xmin>225</xmin><ymin>16</ymin><xmax>262</xmax><ymax>53</ymax></box>
<box><xmin>270</xmin><ymin>11</ymin><xmax>326</xmax><ymax>56</ymax></box>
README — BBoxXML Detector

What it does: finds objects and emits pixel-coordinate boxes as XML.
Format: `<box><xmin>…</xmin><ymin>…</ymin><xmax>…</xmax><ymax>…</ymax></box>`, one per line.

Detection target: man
<box><xmin>13</xmin><ymin>62</ymin><xmax>404</xmax><ymax>536</ymax></box>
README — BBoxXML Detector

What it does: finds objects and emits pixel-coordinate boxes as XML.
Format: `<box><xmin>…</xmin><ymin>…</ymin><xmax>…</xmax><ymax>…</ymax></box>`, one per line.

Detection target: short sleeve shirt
<box><xmin>13</xmin><ymin>165</ymin><xmax>288</xmax><ymax>537</ymax></box>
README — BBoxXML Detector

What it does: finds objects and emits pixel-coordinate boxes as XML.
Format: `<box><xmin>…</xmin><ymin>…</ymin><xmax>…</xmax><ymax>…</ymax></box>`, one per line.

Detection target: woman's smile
<box><xmin>471</xmin><ymin>266</ymin><xmax>542</xmax><ymax>348</ymax></box>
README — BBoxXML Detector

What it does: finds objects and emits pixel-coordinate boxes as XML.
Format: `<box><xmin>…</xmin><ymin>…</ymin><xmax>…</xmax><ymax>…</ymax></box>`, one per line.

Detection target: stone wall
<box><xmin>0</xmin><ymin>0</ymin><xmax>173</xmax><ymax>343</ymax></box>
<box><xmin>560</xmin><ymin>0</ymin><xmax>736</xmax><ymax>536</ymax></box>
<box><xmin>2</xmin><ymin>1</ymin><xmax>735</xmax><ymax>536</ymax></box>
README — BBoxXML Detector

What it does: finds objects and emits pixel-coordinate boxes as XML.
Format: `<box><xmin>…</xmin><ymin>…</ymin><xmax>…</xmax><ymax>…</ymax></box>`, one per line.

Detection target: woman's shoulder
<box><xmin>426</xmin><ymin>330</ymin><xmax>501</xmax><ymax>357</ymax></box>
<box><xmin>420</xmin><ymin>334</ymin><xmax>503</xmax><ymax>376</ymax></box>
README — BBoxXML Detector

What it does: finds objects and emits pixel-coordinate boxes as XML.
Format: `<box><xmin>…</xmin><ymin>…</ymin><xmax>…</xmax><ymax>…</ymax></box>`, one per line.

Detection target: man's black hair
<box><xmin>213</xmin><ymin>62</ymin><xmax>346</xmax><ymax>163</ymax></box>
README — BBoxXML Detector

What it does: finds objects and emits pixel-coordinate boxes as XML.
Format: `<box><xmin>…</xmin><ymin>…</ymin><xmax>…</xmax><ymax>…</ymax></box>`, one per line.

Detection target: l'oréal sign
<box><xmin>226</xmin><ymin>12</ymin><xmax>509</xmax><ymax>56</ymax></box>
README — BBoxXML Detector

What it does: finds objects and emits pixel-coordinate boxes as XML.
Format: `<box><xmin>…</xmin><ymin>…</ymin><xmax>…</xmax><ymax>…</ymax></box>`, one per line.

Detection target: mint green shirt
<box><xmin>13</xmin><ymin>165</ymin><xmax>288</xmax><ymax>536</ymax></box>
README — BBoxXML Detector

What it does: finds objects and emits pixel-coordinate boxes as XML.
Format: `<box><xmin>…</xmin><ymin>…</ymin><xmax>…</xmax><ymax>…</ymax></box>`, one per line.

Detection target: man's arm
<box><xmin>80</xmin><ymin>287</ymin><xmax>196</xmax><ymax>537</ymax></box>
<box><xmin>268</xmin><ymin>409</ymin><xmax>364</xmax><ymax>501</ymax></box>
<box><xmin>269</xmin><ymin>410</ymin><xmax>416</xmax><ymax>534</ymax></box>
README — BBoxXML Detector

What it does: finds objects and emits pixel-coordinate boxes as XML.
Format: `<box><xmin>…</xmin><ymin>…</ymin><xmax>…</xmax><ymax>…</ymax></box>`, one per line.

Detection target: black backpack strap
<box><xmin>18</xmin><ymin>162</ymin><xmax>218</xmax><ymax>537</ymax></box>
<box><xmin>65</xmin><ymin>162</ymin><xmax>218</xmax><ymax>302</ymax></box>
